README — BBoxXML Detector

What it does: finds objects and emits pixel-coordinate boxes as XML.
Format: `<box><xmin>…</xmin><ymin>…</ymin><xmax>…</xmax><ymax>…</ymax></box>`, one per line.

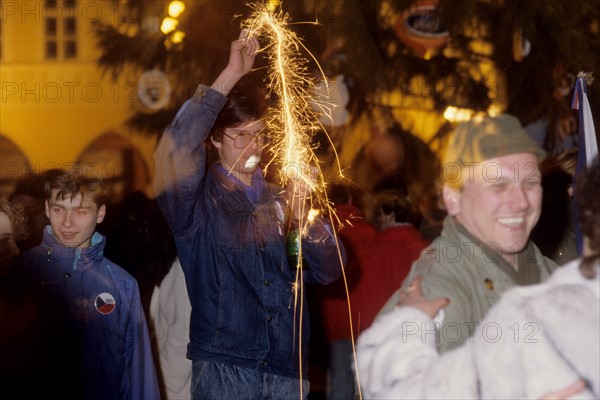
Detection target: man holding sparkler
<box><xmin>154</xmin><ymin>30</ymin><xmax>345</xmax><ymax>400</ymax></box>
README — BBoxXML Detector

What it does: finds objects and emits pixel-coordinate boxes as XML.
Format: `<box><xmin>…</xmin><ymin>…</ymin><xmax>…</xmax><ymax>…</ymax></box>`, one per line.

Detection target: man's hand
<box><xmin>397</xmin><ymin>276</ymin><xmax>449</xmax><ymax>318</ymax></box>
<box><xmin>225</xmin><ymin>29</ymin><xmax>259</xmax><ymax>78</ymax></box>
<box><xmin>212</xmin><ymin>30</ymin><xmax>260</xmax><ymax>95</ymax></box>
<box><xmin>539</xmin><ymin>380</ymin><xmax>585</xmax><ymax>400</ymax></box>
<box><xmin>284</xmin><ymin>163</ymin><xmax>318</xmax><ymax>224</ymax></box>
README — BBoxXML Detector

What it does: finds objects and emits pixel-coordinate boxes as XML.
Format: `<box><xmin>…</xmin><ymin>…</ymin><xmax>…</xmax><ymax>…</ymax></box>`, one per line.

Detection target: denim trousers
<box><xmin>327</xmin><ymin>339</ymin><xmax>356</xmax><ymax>400</ymax></box>
<box><xmin>191</xmin><ymin>360</ymin><xmax>310</xmax><ymax>400</ymax></box>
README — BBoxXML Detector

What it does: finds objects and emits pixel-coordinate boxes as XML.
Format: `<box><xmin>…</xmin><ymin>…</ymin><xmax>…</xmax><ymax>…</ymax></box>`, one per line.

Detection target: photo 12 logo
<box><xmin>401</xmin><ymin>321</ymin><xmax>540</xmax><ymax>344</ymax></box>
<box><xmin>1</xmin><ymin>1</ymin><xmax>137</xmax><ymax>24</ymax></box>
<box><xmin>1</xmin><ymin>81</ymin><xmax>140</xmax><ymax>104</ymax></box>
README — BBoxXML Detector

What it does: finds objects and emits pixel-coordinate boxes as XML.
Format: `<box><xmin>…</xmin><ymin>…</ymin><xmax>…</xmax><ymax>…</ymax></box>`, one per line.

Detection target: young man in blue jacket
<box><xmin>154</xmin><ymin>31</ymin><xmax>345</xmax><ymax>399</ymax></box>
<box><xmin>19</xmin><ymin>168</ymin><xmax>160</xmax><ymax>400</ymax></box>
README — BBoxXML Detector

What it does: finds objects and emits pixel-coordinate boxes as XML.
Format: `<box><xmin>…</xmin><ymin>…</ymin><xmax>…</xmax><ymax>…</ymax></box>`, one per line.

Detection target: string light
<box><xmin>160</xmin><ymin>17</ymin><xmax>178</xmax><ymax>34</ymax></box>
<box><xmin>168</xmin><ymin>1</ymin><xmax>186</xmax><ymax>18</ymax></box>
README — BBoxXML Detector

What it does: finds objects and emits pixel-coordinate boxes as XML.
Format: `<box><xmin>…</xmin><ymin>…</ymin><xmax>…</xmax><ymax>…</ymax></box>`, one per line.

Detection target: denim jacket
<box><xmin>154</xmin><ymin>85</ymin><xmax>345</xmax><ymax>378</ymax></box>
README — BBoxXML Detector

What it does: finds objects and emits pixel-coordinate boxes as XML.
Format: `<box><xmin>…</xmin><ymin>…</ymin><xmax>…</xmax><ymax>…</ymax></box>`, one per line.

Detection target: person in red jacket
<box><xmin>350</xmin><ymin>188</ymin><xmax>430</xmax><ymax>335</ymax></box>
<box><xmin>315</xmin><ymin>186</ymin><xmax>429</xmax><ymax>399</ymax></box>
<box><xmin>309</xmin><ymin>183</ymin><xmax>376</xmax><ymax>400</ymax></box>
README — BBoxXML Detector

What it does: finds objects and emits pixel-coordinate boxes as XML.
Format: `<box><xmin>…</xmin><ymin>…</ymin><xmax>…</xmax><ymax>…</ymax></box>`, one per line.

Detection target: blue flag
<box><xmin>571</xmin><ymin>72</ymin><xmax>598</xmax><ymax>255</ymax></box>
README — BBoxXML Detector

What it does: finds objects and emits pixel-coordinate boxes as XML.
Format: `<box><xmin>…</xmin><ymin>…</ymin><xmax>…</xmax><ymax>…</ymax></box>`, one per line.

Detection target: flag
<box><xmin>571</xmin><ymin>72</ymin><xmax>598</xmax><ymax>255</ymax></box>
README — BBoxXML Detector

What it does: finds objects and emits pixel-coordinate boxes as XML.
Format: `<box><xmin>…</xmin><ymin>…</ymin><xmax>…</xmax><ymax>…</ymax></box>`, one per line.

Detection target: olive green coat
<box><xmin>378</xmin><ymin>215</ymin><xmax>557</xmax><ymax>353</ymax></box>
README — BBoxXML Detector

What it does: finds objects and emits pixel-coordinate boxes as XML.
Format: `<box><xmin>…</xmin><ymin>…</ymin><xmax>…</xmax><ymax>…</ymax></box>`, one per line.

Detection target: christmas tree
<box><xmin>94</xmin><ymin>0</ymin><xmax>600</xmax><ymax>196</ymax></box>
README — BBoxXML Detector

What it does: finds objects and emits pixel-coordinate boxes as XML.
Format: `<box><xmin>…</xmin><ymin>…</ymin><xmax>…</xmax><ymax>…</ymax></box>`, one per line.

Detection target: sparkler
<box><xmin>244</xmin><ymin>5</ymin><xmax>342</xmax><ymax>197</ymax></box>
<box><xmin>242</xmin><ymin>3</ymin><xmax>356</xmax><ymax>398</ymax></box>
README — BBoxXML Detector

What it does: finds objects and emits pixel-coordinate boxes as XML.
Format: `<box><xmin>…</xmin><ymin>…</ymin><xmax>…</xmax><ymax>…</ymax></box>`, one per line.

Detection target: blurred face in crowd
<box><xmin>443</xmin><ymin>152</ymin><xmax>543</xmax><ymax>265</ymax></box>
<box><xmin>45</xmin><ymin>190</ymin><xmax>106</xmax><ymax>249</ymax></box>
<box><xmin>0</xmin><ymin>211</ymin><xmax>20</xmax><ymax>268</ymax></box>
<box><xmin>211</xmin><ymin>119</ymin><xmax>267</xmax><ymax>178</ymax></box>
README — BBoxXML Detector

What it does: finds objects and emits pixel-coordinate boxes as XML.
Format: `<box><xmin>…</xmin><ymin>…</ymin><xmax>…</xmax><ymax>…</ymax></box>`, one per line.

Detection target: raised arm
<box><xmin>153</xmin><ymin>31</ymin><xmax>259</xmax><ymax>236</ymax></box>
<box><xmin>212</xmin><ymin>29</ymin><xmax>259</xmax><ymax>95</ymax></box>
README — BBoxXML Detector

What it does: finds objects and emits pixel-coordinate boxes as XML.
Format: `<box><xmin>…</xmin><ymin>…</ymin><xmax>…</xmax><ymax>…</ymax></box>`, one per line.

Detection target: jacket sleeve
<box><xmin>356</xmin><ymin>306</ymin><xmax>479</xmax><ymax>399</ymax></box>
<box><xmin>153</xmin><ymin>85</ymin><xmax>228</xmax><ymax>237</ymax></box>
<box><xmin>128</xmin><ymin>283</ymin><xmax>162</xmax><ymax>400</ymax></box>
<box><xmin>301</xmin><ymin>216</ymin><xmax>347</xmax><ymax>285</ymax></box>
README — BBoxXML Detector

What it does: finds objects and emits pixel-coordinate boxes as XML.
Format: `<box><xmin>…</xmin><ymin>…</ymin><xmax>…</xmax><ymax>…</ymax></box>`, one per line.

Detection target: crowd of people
<box><xmin>0</xmin><ymin>30</ymin><xmax>598</xmax><ymax>400</ymax></box>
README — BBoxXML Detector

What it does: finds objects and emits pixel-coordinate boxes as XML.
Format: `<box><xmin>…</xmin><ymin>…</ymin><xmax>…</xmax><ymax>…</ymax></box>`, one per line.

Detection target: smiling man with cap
<box><xmin>376</xmin><ymin>113</ymin><xmax>557</xmax><ymax>353</ymax></box>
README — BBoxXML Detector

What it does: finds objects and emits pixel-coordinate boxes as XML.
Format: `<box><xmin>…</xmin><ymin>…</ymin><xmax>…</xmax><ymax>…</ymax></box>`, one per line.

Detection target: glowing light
<box><xmin>487</xmin><ymin>104</ymin><xmax>502</xmax><ymax>117</ymax></box>
<box><xmin>444</xmin><ymin>105</ymin><xmax>500</xmax><ymax>122</ymax></box>
<box><xmin>242</xmin><ymin>4</ymin><xmax>349</xmax><ymax>398</ymax></box>
<box><xmin>168</xmin><ymin>1</ymin><xmax>186</xmax><ymax>18</ymax></box>
<box><xmin>160</xmin><ymin>17</ymin><xmax>178</xmax><ymax>34</ymax></box>
<box><xmin>243</xmin><ymin>5</ymin><xmax>344</xmax><ymax>212</ymax></box>
<box><xmin>307</xmin><ymin>208</ymin><xmax>320</xmax><ymax>222</ymax></box>
<box><xmin>171</xmin><ymin>30</ymin><xmax>186</xmax><ymax>44</ymax></box>
<box><xmin>266</xmin><ymin>0</ymin><xmax>281</xmax><ymax>13</ymax></box>
<box><xmin>443</xmin><ymin>106</ymin><xmax>473</xmax><ymax>122</ymax></box>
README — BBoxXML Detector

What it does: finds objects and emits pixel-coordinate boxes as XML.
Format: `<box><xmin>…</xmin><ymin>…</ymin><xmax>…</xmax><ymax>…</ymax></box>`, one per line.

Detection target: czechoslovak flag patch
<box><xmin>95</xmin><ymin>292</ymin><xmax>116</xmax><ymax>315</ymax></box>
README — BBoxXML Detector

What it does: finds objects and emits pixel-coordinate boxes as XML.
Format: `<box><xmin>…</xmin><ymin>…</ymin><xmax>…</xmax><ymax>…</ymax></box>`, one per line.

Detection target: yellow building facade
<box><xmin>1</xmin><ymin>0</ymin><xmax>158</xmax><ymax>201</ymax></box>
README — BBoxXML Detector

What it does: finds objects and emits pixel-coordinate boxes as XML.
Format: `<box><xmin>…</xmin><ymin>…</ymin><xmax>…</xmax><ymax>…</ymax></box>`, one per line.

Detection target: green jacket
<box><xmin>378</xmin><ymin>215</ymin><xmax>557</xmax><ymax>353</ymax></box>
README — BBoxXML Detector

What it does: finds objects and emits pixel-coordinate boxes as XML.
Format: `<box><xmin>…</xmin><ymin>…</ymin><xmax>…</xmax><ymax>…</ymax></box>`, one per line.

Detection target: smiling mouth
<box><xmin>497</xmin><ymin>217</ymin><xmax>524</xmax><ymax>227</ymax></box>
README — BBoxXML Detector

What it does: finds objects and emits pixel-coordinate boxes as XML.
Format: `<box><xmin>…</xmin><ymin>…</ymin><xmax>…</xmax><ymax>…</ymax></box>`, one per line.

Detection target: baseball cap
<box><xmin>442</xmin><ymin>114</ymin><xmax>546</xmax><ymax>168</ymax></box>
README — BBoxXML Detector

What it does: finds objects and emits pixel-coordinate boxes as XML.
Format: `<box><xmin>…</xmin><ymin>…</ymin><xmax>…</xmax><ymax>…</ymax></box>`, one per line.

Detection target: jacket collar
<box><xmin>42</xmin><ymin>226</ymin><xmax>106</xmax><ymax>271</ymax></box>
<box><xmin>443</xmin><ymin>215</ymin><xmax>547</xmax><ymax>284</ymax></box>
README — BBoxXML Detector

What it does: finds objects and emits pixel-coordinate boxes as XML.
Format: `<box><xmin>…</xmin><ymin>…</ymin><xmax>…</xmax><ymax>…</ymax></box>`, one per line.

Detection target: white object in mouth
<box><xmin>245</xmin><ymin>155</ymin><xmax>260</xmax><ymax>169</ymax></box>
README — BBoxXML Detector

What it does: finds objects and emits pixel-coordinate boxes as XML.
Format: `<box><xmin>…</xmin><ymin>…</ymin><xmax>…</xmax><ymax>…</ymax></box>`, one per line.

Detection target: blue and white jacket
<box><xmin>20</xmin><ymin>226</ymin><xmax>160</xmax><ymax>400</ymax></box>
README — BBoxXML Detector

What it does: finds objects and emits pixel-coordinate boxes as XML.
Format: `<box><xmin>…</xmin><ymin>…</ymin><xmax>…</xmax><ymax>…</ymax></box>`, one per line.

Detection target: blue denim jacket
<box><xmin>154</xmin><ymin>85</ymin><xmax>345</xmax><ymax>378</ymax></box>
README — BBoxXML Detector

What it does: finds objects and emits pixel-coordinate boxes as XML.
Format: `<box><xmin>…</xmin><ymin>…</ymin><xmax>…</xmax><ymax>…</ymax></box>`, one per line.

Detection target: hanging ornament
<box><xmin>310</xmin><ymin>74</ymin><xmax>350</xmax><ymax>127</ymax></box>
<box><xmin>137</xmin><ymin>69</ymin><xmax>172</xmax><ymax>112</ymax></box>
<box><xmin>512</xmin><ymin>28</ymin><xmax>531</xmax><ymax>62</ymax></box>
<box><xmin>394</xmin><ymin>0</ymin><xmax>450</xmax><ymax>58</ymax></box>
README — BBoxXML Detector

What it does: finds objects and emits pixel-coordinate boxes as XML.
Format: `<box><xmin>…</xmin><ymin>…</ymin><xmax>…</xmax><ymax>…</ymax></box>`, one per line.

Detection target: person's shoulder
<box><xmin>492</xmin><ymin>258</ymin><xmax>597</xmax><ymax>307</ymax></box>
<box><xmin>412</xmin><ymin>239</ymin><xmax>460</xmax><ymax>277</ymax></box>
<box><xmin>398</xmin><ymin>224</ymin><xmax>430</xmax><ymax>244</ymax></box>
<box><xmin>548</xmin><ymin>258</ymin><xmax>587</xmax><ymax>280</ymax></box>
<box><xmin>21</xmin><ymin>242</ymin><xmax>46</xmax><ymax>254</ymax></box>
<box><xmin>100</xmin><ymin>258</ymin><xmax>138</xmax><ymax>284</ymax></box>
<box><xmin>16</xmin><ymin>244</ymin><xmax>47</xmax><ymax>267</ymax></box>
<box><xmin>411</xmin><ymin>241</ymin><xmax>477</xmax><ymax>301</ymax></box>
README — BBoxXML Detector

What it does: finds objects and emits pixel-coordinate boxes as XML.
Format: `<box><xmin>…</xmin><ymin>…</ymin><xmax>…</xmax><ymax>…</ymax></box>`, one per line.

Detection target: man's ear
<box><xmin>45</xmin><ymin>199</ymin><xmax>50</xmax><ymax>219</ymax></box>
<box><xmin>96</xmin><ymin>204</ymin><xmax>106</xmax><ymax>224</ymax></box>
<box><xmin>210</xmin><ymin>135</ymin><xmax>222</xmax><ymax>149</ymax></box>
<box><xmin>442</xmin><ymin>184</ymin><xmax>461</xmax><ymax>216</ymax></box>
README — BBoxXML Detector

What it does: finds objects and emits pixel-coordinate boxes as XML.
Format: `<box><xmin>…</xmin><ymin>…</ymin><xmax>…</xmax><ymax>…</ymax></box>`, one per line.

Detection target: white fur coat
<box><xmin>356</xmin><ymin>259</ymin><xmax>600</xmax><ymax>399</ymax></box>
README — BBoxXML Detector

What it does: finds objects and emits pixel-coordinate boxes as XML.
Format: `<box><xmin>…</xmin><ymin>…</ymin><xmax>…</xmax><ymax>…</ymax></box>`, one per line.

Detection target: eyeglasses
<box><xmin>222</xmin><ymin>130</ymin><xmax>270</xmax><ymax>149</ymax></box>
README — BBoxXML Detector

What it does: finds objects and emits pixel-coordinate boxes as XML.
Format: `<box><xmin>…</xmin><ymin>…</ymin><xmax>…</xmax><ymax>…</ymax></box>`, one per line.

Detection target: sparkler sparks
<box><xmin>243</xmin><ymin>3</ymin><xmax>344</xmax><ymax>217</ymax></box>
<box><xmin>242</xmin><ymin>4</ymin><xmax>354</xmax><ymax>398</ymax></box>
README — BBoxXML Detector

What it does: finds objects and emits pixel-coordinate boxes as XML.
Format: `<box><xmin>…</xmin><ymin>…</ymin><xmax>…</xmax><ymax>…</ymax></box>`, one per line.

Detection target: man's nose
<box><xmin>62</xmin><ymin>211</ymin><xmax>75</xmax><ymax>227</ymax></box>
<box><xmin>508</xmin><ymin>185</ymin><xmax>530</xmax><ymax>210</ymax></box>
<box><xmin>249</xmin><ymin>137</ymin><xmax>260</xmax><ymax>150</ymax></box>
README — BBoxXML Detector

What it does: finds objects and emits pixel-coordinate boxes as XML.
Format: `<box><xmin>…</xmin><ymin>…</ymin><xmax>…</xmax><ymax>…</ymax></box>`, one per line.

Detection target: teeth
<box><xmin>498</xmin><ymin>217</ymin><xmax>524</xmax><ymax>227</ymax></box>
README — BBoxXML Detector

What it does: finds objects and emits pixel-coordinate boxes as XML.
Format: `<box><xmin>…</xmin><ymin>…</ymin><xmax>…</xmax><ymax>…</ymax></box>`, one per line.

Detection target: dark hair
<box><xmin>0</xmin><ymin>199</ymin><xmax>28</xmax><ymax>241</ymax></box>
<box><xmin>374</xmin><ymin>189</ymin><xmax>421</xmax><ymax>226</ymax></box>
<box><xmin>575</xmin><ymin>155</ymin><xmax>600</xmax><ymax>278</ymax></box>
<box><xmin>44</xmin><ymin>167</ymin><xmax>108</xmax><ymax>208</ymax></box>
<box><xmin>207</xmin><ymin>80</ymin><xmax>268</xmax><ymax>164</ymax></box>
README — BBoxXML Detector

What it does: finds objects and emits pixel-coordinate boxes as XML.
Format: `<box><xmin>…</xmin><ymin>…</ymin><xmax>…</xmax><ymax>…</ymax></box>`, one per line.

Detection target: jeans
<box><xmin>191</xmin><ymin>360</ymin><xmax>310</xmax><ymax>400</ymax></box>
<box><xmin>327</xmin><ymin>339</ymin><xmax>356</xmax><ymax>400</ymax></box>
